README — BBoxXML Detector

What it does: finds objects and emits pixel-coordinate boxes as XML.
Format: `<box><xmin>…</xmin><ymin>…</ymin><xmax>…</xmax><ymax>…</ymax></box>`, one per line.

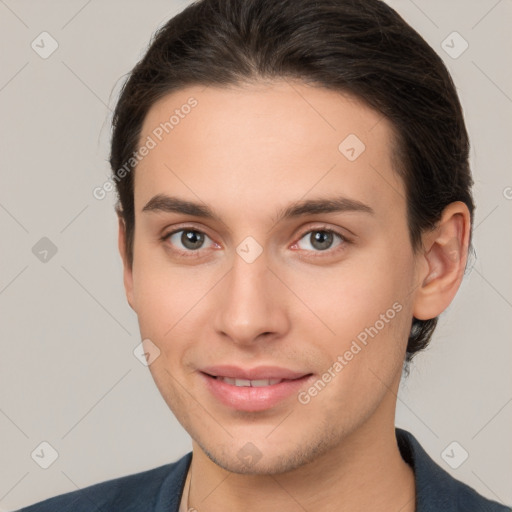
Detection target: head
<box><xmin>110</xmin><ymin>0</ymin><xmax>473</xmax><ymax>474</ymax></box>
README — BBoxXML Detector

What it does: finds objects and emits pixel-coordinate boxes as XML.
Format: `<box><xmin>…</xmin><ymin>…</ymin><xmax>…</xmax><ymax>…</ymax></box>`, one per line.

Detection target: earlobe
<box><xmin>413</xmin><ymin>201</ymin><xmax>471</xmax><ymax>321</ymax></box>
<box><xmin>117</xmin><ymin>214</ymin><xmax>136</xmax><ymax>311</ymax></box>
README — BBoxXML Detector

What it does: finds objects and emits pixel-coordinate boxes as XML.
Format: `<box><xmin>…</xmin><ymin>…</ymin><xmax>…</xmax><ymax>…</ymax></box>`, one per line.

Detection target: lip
<box><xmin>199</xmin><ymin>365</ymin><xmax>314</xmax><ymax>412</ymax></box>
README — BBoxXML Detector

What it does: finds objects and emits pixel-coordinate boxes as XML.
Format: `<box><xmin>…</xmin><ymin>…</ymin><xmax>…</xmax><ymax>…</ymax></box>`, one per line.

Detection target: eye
<box><xmin>163</xmin><ymin>228</ymin><xmax>217</xmax><ymax>253</ymax></box>
<box><xmin>294</xmin><ymin>228</ymin><xmax>346</xmax><ymax>253</ymax></box>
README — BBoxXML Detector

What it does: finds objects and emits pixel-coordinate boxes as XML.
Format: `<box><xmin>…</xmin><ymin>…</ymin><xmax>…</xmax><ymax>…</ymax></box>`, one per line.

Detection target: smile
<box><xmin>199</xmin><ymin>366</ymin><xmax>314</xmax><ymax>412</ymax></box>
<box><xmin>214</xmin><ymin>377</ymin><xmax>284</xmax><ymax>387</ymax></box>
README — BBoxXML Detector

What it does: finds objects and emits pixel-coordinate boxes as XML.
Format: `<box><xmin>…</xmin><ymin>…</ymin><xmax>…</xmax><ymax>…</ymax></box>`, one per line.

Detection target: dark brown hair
<box><xmin>109</xmin><ymin>0</ymin><xmax>474</xmax><ymax>364</ymax></box>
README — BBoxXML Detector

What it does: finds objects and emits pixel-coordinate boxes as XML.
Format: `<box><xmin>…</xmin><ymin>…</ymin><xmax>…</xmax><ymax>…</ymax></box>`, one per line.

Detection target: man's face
<box><xmin>122</xmin><ymin>81</ymin><xmax>422</xmax><ymax>474</ymax></box>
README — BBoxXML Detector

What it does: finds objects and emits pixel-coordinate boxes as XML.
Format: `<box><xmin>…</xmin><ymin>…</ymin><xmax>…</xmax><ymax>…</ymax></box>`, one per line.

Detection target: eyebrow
<box><xmin>274</xmin><ymin>196</ymin><xmax>374</xmax><ymax>222</ymax></box>
<box><xmin>141</xmin><ymin>194</ymin><xmax>374</xmax><ymax>223</ymax></box>
<box><xmin>142</xmin><ymin>194</ymin><xmax>220</xmax><ymax>219</ymax></box>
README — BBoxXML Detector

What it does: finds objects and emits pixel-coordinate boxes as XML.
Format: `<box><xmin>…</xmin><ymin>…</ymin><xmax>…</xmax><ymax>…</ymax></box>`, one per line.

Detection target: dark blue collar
<box><xmin>395</xmin><ymin>428</ymin><xmax>508</xmax><ymax>511</ymax></box>
<box><xmin>157</xmin><ymin>429</ymin><xmax>508</xmax><ymax>511</ymax></box>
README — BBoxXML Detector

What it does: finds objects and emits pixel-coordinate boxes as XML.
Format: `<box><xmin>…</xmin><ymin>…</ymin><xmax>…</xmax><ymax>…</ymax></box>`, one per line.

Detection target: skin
<box><xmin>118</xmin><ymin>80</ymin><xmax>471</xmax><ymax>512</ymax></box>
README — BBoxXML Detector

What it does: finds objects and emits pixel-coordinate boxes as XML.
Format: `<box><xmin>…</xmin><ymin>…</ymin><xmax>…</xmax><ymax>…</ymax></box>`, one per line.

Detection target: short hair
<box><xmin>109</xmin><ymin>0</ymin><xmax>475</xmax><ymax>364</ymax></box>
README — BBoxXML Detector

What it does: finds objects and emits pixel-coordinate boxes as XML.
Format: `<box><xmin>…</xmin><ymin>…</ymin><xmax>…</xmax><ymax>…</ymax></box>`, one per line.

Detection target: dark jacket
<box><xmin>18</xmin><ymin>428</ymin><xmax>510</xmax><ymax>511</ymax></box>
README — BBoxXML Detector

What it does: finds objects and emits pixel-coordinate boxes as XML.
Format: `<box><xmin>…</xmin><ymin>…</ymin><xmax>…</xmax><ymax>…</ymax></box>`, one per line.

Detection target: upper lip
<box><xmin>200</xmin><ymin>365</ymin><xmax>311</xmax><ymax>380</ymax></box>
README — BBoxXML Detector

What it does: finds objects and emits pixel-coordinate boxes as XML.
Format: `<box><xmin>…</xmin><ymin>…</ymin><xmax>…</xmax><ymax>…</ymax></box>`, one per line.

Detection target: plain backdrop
<box><xmin>0</xmin><ymin>0</ymin><xmax>511</xmax><ymax>509</ymax></box>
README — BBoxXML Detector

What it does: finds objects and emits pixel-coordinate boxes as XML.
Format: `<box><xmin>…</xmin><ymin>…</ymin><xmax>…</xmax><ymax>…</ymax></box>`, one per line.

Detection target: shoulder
<box><xmin>16</xmin><ymin>452</ymin><xmax>192</xmax><ymax>512</ymax></box>
<box><xmin>396</xmin><ymin>428</ymin><xmax>510</xmax><ymax>512</ymax></box>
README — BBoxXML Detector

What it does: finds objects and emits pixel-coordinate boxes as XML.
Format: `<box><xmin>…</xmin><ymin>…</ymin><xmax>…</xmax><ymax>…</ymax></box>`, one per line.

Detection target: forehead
<box><xmin>134</xmin><ymin>80</ymin><xmax>405</xmax><ymax>221</ymax></box>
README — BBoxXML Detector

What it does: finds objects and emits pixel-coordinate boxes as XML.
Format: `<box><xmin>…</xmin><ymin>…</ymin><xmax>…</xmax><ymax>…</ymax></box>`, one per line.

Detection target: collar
<box><xmin>161</xmin><ymin>428</ymin><xmax>508</xmax><ymax>511</ymax></box>
<box><xmin>395</xmin><ymin>427</ymin><xmax>508</xmax><ymax>511</ymax></box>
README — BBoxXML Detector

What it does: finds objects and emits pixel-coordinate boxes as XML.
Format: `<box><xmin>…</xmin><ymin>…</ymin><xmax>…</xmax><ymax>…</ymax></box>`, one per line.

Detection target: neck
<box><xmin>187</xmin><ymin>390</ymin><xmax>415</xmax><ymax>512</ymax></box>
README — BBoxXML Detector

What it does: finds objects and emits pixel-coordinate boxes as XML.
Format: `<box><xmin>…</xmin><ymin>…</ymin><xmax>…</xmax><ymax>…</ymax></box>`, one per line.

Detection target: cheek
<box><xmin>287</xmin><ymin>254</ymin><xmax>413</xmax><ymax>421</ymax></box>
<box><xmin>130</xmin><ymin>246</ymin><xmax>226</xmax><ymax>362</ymax></box>
<box><xmin>284</xmin><ymin>244</ymin><xmax>414</xmax><ymax>362</ymax></box>
<box><xmin>131</xmin><ymin>263</ymin><xmax>172</xmax><ymax>340</ymax></box>
<box><xmin>132</xmin><ymin>241</ymin><xmax>195</xmax><ymax>331</ymax></box>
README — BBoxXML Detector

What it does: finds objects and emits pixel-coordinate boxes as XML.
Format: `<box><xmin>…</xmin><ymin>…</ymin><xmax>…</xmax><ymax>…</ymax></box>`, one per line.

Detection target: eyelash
<box><xmin>160</xmin><ymin>225</ymin><xmax>351</xmax><ymax>259</ymax></box>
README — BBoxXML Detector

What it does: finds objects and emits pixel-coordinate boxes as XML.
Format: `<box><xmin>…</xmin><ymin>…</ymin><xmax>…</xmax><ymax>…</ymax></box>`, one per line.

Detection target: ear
<box><xmin>117</xmin><ymin>213</ymin><xmax>135</xmax><ymax>311</ymax></box>
<box><xmin>413</xmin><ymin>201</ymin><xmax>471</xmax><ymax>321</ymax></box>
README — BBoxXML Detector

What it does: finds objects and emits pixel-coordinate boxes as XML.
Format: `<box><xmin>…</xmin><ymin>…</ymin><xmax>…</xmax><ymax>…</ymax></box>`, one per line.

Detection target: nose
<box><xmin>213</xmin><ymin>248</ymin><xmax>290</xmax><ymax>346</ymax></box>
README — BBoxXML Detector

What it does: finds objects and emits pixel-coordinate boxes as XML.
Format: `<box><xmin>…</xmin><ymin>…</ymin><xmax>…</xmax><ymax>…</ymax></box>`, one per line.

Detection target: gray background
<box><xmin>0</xmin><ymin>0</ymin><xmax>511</xmax><ymax>509</ymax></box>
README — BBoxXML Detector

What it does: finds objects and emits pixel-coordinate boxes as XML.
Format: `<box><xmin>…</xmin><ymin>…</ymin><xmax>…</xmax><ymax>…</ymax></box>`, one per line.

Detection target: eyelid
<box><xmin>161</xmin><ymin>222</ymin><xmax>215</xmax><ymax>241</ymax></box>
<box><xmin>160</xmin><ymin>223</ymin><xmax>352</xmax><ymax>256</ymax></box>
<box><xmin>294</xmin><ymin>224</ymin><xmax>351</xmax><ymax>242</ymax></box>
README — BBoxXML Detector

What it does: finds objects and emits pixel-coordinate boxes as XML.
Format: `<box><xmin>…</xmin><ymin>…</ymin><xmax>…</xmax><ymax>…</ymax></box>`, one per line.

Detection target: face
<box><xmin>121</xmin><ymin>80</ymin><xmax>423</xmax><ymax>474</ymax></box>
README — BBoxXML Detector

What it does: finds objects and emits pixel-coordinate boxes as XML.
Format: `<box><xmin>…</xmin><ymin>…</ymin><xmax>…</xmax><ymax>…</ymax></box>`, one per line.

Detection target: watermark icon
<box><xmin>441</xmin><ymin>31</ymin><xmax>469</xmax><ymax>59</ymax></box>
<box><xmin>31</xmin><ymin>31</ymin><xmax>59</xmax><ymax>59</ymax></box>
<box><xmin>298</xmin><ymin>301</ymin><xmax>403</xmax><ymax>405</ymax></box>
<box><xmin>441</xmin><ymin>441</ymin><xmax>469</xmax><ymax>469</ymax></box>
<box><xmin>31</xmin><ymin>441</ymin><xmax>59</xmax><ymax>469</ymax></box>
<box><xmin>133</xmin><ymin>338</ymin><xmax>161</xmax><ymax>366</ymax></box>
<box><xmin>503</xmin><ymin>186</ymin><xmax>512</xmax><ymax>200</ymax></box>
<box><xmin>93</xmin><ymin>97</ymin><xmax>198</xmax><ymax>200</ymax></box>
<box><xmin>237</xmin><ymin>442</ymin><xmax>263</xmax><ymax>468</ymax></box>
<box><xmin>236</xmin><ymin>236</ymin><xmax>263</xmax><ymax>263</ymax></box>
<box><xmin>338</xmin><ymin>133</ymin><xmax>366</xmax><ymax>161</ymax></box>
<box><xmin>32</xmin><ymin>237</ymin><xmax>58</xmax><ymax>263</ymax></box>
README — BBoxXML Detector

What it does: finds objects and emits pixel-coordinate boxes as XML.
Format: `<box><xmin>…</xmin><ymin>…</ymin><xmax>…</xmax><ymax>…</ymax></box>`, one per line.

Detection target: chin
<box><xmin>196</xmin><ymin>428</ymin><xmax>340</xmax><ymax>476</ymax></box>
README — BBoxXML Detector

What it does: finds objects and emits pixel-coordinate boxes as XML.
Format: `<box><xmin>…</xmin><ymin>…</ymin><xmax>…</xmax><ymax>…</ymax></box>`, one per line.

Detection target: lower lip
<box><xmin>200</xmin><ymin>373</ymin><xmax>314</xmax><ymax>412</ymax></box>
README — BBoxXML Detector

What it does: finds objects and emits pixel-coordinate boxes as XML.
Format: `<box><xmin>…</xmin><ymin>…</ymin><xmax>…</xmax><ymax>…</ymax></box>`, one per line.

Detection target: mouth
<box><xmin>211</xmin><ymin>376</ymin><xmax>287</xmax><ymax>387</ymax></box>
<box><xmin>199</xmin><ymin>366</ymin><xmax>314</xmax><ymax>412</ymax></box>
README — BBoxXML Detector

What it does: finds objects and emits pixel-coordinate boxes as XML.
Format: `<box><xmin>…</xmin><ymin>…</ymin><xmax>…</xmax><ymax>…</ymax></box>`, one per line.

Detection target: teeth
<box><xmin>250</xmin><ymin>379</ymin><xmax>282</xmax><ymax>387</ymax></box>
<box><xmin>217</xmin><ymin>377</ymin><xmax>283</xmax><ymax>386</ymax></box>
